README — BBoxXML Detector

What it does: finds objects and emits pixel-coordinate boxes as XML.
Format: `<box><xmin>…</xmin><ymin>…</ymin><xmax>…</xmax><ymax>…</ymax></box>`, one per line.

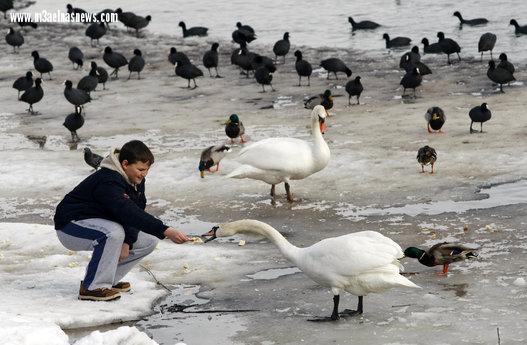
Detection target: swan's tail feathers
<box><xmin>395</xmin><ymin>275</ymin><xmax>421</xmax><ymax>289</ymax></box>
<box><xmin>225</xmin><ymin>165</ymin><xmax>264</xmax><ymax>179</ymax></box>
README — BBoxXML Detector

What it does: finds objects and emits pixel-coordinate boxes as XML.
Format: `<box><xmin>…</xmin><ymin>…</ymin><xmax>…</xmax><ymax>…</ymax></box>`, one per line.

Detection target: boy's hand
<box><xmin>164</xmin><ymin>227</ymin><xmax>190</xmax><ymax>244</ymax></box>
<box><xmin>119</xmin><ymin>243</ymin><xmax>130</xmax><ymax>261</ymax></box>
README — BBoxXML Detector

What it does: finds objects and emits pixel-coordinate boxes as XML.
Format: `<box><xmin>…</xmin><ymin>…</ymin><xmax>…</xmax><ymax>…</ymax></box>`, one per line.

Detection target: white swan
<box><xmin>203</xmin><ymin>219</ymin><xmax>420</xmax><ymax>321</ymax></box>
<box><xmin>226</xmin><ymin>105</ymin><xmax>330</xmax><ymax>202</ymax></box>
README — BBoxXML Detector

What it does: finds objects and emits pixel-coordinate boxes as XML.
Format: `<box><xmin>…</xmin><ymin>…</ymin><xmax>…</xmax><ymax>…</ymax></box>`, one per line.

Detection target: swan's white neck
<box><xmin>310</xmin><ymin>115</ymin><xmax>330</xmax><ymax>163</ymax></box>
<box><xmin>223</xmin><ymin>220</ymin><xmax>301</xmax><ymax>263</ymax></box>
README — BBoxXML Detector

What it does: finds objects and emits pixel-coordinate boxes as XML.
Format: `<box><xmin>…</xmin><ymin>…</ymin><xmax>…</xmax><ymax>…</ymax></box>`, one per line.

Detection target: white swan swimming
<box><xmin>203</xmin><ymin>219</ymin><xmax>420</xmax><ymax>321</ymax></box>
<box><xmin>226</xmin><ymin>105</ymin><xmax>330</xmax><ymax>202</ymax></box>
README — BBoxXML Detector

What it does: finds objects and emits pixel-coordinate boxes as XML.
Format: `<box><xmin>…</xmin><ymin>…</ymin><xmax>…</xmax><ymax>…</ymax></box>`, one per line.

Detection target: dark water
<box><xmin>28</xmin><ymin>0</ymin><xmax>527</xmax><ymax>61</ymax></box>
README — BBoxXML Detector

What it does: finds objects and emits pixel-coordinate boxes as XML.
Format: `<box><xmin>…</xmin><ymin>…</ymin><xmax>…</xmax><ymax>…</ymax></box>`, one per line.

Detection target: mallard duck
<box><xmin>417</xmin><ymin>145</ymin><xmax>437</xmax><ymax>173</ymax></box>
<box><xmin>226</xmin><ymin>106</ymin><xmax>330</xmax><ymax>203</ymax></box>
<box><xmin>425</xmin><ymin>107</ymin><xmax>446</xmax><ymax>133</ymax></box>
<box><xmin>199</xmin><ymin>145</ymin><xmax>230</xmax><ymax>178</ymax></box>
<box><xmin>304</xmin><ymin>89</ymin><xmax>333</xmax><ymax>115</ymax></box>
<box><xmin>203</xmin><ymin>219</ymin><xmax>420</xmax><ymax>321</ymax></box>
<box><xmin>404</xmin><ymin>243</ymin><xmax>479</xmax><ymax>274</ymax></box>
<box><xmin>225</xmin><ymin>114</ymin><xmax>245</xmax><ymax>143</ymax></box>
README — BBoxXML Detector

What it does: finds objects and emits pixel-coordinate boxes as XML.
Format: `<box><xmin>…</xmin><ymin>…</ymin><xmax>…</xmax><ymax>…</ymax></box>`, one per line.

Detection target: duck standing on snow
<box><xmin>5</xmin><ymin>27</ymin><xmax>24</xmax><ymax>53</ymax></box>
<box><xmin>320</xmin><ymin>58</ymin><xmax>352</xmax><ymax>80</ymax></box>
<box><xmin>199</xmin><ymin>145</ymin><xmax>230</xmax><ymax>178</ymax></box>
<box><xmin>436</xmin><ymin>31</ymin><xmax>461</xmax><ymax>64</ymax></box>
<box><xmin>404</xmin><ymin>243</ymin><xmax>479</xmax><ymax>275</ymax></box>
<box><xmin>469</xmin><ymin>103</ymin><xmax>492</xmax><ymax>133</ymax></box>
<box><xmin>12</xmin><ymin>71</ymin><xmax>33</xmax><ymax>99</ymax></box>
<box><xmin>273</xmin><ymin>32</ymin><xmax>290</xmax><ymax>63</ymax></box>
<box><xmin>497</xmin><ymin>53</ymin><xmax>515</xmax><ymax>75</ymax></box>
<box><xmin>294</xmin><ymin>50</ymin><xmax>312</xmax><ymax>86</ymax></box>
<box><xmin>225</xmin><ymin>114</ymin><xmax>245</xmax><ymax>143</ymax></box>
<box><xmin>103</xmin><ymin>46</ymin><xmax>128</xmax><ymax>79</ymax></box>
<box><xmin>417</xmin><ymin>145</ymin><xmax>437</xmax><ymax>173</ymax></box>
<box><xmin>400</xmin><ymin>67</ymin><xmax>422</xmax><ymax>97</ymax></box>
<box><xmin>345</xmin><ymin>76</ymin><xmax>363</xmax><ymax>105</ymax></box>
<box><xmin>63</xmin><ymin>112</ymin><xmax>84</xmax><ymax>143</ymax></box>
<box><xmin>202</xmin><ymin>219</ymin><xmax>420</xmax><ymax>321</ymax></box>
<box><xmin>487</xmin><ymin>60</ymin><xmax>515</xmax><ymax>92</ymax></box>
<box><xmin>226</xmin><ymin>105</ymin><xmax>330</xmax><ymax>203</ymax></box>
<box><xmin>478</xmin><ymin>32</ymin><xmax>496</xmax><ymax>61</ymax></box>
<box><xmin>425</xmin><ymin>106</ymin><xmax>446</xmax><ymax>133</ymax></box>
<box><xmin>203</xmin><ymin>42</ymin><xmax>221</xmax><ymax>78</ymax></box>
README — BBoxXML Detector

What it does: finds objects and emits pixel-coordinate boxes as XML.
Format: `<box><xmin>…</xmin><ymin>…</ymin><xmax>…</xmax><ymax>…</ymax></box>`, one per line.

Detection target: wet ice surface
<box><xmin>336</xmin><ymin>179</ymin><xmax>527</xmax><ymax>219</ymax></box>
<box><xmin>245</xmin><ymin>267</ymin><xmax>301</xmax><ymax>280</ymax></box>
<box><xmin>136</xmin><ymin>285</ymin><xmax>248</xmax><ymax>345</ymax></box>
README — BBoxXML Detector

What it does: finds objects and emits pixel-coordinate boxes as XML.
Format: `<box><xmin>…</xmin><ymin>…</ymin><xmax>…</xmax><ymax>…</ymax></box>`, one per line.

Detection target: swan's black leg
<box><xmin>308</xmin><ymin>295</ymin><xmax>340</xmax><ymax>322</ymax></box>
<box><xmin>340</xmin><ymin>296</ymin><xmax>363</xmax><ymax>316</ymax></box>
<box><xmin>285</xmin><ymin>182</ymin><xmax>294</xmax><ymax>202</ymax></box>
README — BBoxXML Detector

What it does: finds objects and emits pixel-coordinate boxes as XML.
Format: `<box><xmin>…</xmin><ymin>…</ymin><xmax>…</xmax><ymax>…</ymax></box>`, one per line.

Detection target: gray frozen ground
<box><xmin>1</xmin><ymin>13</ymin><xmax>527</xmax><ymax>345</ymax></box>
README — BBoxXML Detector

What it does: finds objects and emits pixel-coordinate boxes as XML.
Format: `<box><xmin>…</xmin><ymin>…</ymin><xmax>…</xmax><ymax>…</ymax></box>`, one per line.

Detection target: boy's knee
<box><xmin>146</xmin><ymin>236</ymin><xmax>159</xmax><ymax>253</ymax></box>
<box><xmin>137</xmin><ymin>234</ymin><xmax>158</xmax><ymax>254</ymax></box>
<box><xmin>104</xmin><ymin>223</ymin><xmax>125</xmax><ymax>243</ymax></box>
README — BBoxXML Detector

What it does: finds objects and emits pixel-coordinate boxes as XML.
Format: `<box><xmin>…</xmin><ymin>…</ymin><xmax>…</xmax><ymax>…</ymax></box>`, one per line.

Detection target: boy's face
<box><xmin>121</xmin><ymin>160</ymin><xmax>151</xmax><ymax>185</ymax></box>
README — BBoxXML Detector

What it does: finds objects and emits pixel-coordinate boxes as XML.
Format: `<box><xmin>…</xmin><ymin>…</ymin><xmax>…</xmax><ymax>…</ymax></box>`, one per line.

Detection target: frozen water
<box><xmin>336</xmin><ymin>180</ymin><xmax>527</xmax><ymax>220</ymax></box>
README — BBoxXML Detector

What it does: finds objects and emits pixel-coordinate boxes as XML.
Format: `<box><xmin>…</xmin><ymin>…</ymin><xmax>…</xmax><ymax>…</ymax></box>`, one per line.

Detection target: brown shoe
<box><xmin>112</xmin><ymin>281</ymin><xmax>131</xmax><ymax>292</ymax></box>
<box><xmin>78</xmin><ymin>283</ymin><xmax>121</xmax><ymax>301</ymax></box>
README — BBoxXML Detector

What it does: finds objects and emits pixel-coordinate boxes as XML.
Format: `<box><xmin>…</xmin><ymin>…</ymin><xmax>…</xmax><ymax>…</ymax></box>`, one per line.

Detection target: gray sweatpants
<box><xmin>56</xmin><ymin>218</ymin><xmax>159</xmax><ymax>290</ymax></box>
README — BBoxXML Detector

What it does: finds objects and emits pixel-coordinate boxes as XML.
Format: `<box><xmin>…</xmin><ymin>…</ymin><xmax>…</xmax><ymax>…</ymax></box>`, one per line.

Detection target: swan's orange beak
<box><xmin>320</xmin><ymin>122</ymin><xmax>327</xmax><ymax>134</ymax></box>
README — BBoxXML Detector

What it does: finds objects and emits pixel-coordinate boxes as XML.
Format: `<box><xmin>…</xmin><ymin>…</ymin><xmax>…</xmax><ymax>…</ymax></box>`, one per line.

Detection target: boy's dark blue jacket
<box><xmin>54</xmin><ymin>167</ymin><xmax>167</xmax><ymax>248</ymax></box>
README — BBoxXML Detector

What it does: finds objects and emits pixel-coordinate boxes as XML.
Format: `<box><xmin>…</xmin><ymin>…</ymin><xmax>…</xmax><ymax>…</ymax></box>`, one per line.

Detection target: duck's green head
<box><xmin>228</xmin><ymin>114</ymin><xmax>239</xmax><ymax>124</ymax></box>
<box><xmin>404</xmin><ymin>247</ymin><xmax>425</xmax><ymax>258</ymax></box>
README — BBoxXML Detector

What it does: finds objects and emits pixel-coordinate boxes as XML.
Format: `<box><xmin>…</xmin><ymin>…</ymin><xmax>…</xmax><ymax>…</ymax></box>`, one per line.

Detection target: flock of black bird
<box><xmin>0</xmin><ymin>3</ymin><xmax>523</xmax><ymax>174</ymax></box>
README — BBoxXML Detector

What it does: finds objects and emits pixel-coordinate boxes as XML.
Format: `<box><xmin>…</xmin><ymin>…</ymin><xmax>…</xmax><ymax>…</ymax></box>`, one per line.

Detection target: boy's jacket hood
<box><xmin>99</xmin><ymin>148</ymin><xmax>135</xmax><ymax>187</ymax></box>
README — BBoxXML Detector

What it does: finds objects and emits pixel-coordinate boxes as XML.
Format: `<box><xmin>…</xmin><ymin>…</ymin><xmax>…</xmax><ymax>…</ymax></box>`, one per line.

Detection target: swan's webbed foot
<box><xmin>339</xmin><ymin>309</ymin><xmax>362</xmax><ymax>317</ymax></box>
<box><xmin>307</xmin><ymin>315</ymin><xmax>340</xmax><ymax>322</ymax></box>
<box><xmin>307</xmin><ymin>295</ymin><xmax>341</xmax><ymax>322</ymax></box>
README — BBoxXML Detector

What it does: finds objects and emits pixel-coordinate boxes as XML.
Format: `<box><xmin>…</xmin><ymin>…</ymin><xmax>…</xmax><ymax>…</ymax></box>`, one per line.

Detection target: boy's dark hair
<box><xmin>118</xmin><ymin>140</ymin><xmax>155</xmax><ymax>165</ymax></box>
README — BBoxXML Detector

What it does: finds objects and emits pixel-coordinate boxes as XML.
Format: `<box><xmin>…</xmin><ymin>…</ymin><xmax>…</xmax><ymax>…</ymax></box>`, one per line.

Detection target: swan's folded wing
<box><xmin>304</xmin><ymin>234</ymin><xmax>403</xmax><ymax>277</ymax></box>
<box><xmin>235</xmin><ymin>137</ymin><xmax>313</xmax><ymax>172</ymax></box>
